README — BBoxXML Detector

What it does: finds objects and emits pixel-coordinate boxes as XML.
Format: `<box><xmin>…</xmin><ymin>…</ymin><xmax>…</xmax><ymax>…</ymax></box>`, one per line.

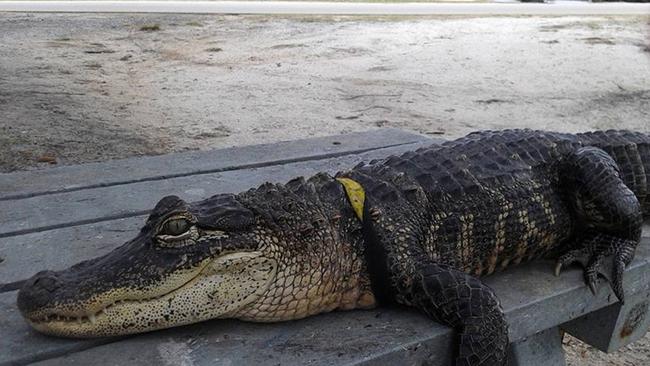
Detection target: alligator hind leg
<box><xmin>555</xmin><ymin>233</ymin><xmax>636</xmax><ymax>301</ymax></box>
<box><xmin>555</xmin><ymin>146</ymin><xmax>643</xmax><ymax>302</ymax></box>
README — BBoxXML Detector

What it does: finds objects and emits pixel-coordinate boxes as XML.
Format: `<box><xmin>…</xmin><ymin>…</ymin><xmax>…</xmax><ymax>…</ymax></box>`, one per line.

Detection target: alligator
<box><xmin>17</xmin><ymin>129</ymin><xmax>650</xmax><ymax>365</ymax></box>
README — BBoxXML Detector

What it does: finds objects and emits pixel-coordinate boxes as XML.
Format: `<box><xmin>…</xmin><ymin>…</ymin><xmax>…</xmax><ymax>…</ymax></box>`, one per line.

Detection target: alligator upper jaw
<box><xmin>20</xmin><ymin>263</ymin><xmax>212</xmax><ymax>338</ymax></box>
<box><xmin>19</xmin><ymin>251</ymin><xmax>277</xmax><ymax>338</ymax></box>
<box><xmin>23</xmin><ymin>285</ymin><xmax>195</xmax><ymax>338</ymax></box>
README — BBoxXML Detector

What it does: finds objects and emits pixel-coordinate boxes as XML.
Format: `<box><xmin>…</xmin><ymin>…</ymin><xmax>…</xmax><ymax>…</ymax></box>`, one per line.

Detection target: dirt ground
<box><xmin>1</xmin><ymin>13</ymin><xmax>649</xmax><ymax>172</ymax></box>
<box><xmin>1</xmin><ymin>12</ymin><xmax>649</xmax><ymax>365</ymax></box>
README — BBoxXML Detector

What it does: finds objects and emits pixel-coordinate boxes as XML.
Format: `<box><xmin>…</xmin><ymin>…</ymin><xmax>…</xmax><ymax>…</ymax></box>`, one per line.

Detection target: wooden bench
<box><xmin>1</xmin><ymin>129</ymin><xmax>649</xmax><ymax>366</ymax></box>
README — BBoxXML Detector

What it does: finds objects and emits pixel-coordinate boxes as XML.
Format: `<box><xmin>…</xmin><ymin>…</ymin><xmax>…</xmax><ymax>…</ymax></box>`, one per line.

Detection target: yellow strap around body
<box><xmin>336</xmin><ymin>177</ymin><xmax>365</xmax><ymax>221</ymax></box>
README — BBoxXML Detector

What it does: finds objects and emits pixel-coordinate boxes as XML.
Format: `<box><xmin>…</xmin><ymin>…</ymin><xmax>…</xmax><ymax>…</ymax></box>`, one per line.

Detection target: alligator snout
<box><xmin>17</xmin><ymin>271</ymin><xmax>62</xmax><ymax>316</ymax></box>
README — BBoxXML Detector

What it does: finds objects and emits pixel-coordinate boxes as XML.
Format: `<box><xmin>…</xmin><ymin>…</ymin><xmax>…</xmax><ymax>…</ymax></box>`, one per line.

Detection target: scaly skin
<box><xmin>17</xmin><ymin>129</ymin><xmax>650</xmax><ymax>366</ymax></box>
<box><xmin>18</xmin><ymin>175</ymin><xmax>375</xmax><ymax>336</ymax></box>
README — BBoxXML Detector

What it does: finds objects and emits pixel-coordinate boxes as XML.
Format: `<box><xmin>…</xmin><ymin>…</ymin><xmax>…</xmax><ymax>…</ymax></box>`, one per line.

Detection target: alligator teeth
<box><xmin>88</xmin><ymin>314</ymin><xmax>97</xmax><ymax>324</ymax></box>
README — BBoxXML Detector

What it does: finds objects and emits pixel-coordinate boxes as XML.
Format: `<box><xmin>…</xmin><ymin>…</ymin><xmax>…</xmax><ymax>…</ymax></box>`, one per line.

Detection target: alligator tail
<box><xmin>577</xmin><ymin>130</ymin><xmax>650</xmax><ymax>216</ymax></box>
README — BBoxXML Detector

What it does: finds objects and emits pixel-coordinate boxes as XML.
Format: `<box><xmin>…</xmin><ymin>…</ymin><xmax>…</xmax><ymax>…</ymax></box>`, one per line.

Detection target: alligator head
<box><xmin>17</xmin><ymin>179</ymin><xmax>375</xmax><ymax>337</ymax></box>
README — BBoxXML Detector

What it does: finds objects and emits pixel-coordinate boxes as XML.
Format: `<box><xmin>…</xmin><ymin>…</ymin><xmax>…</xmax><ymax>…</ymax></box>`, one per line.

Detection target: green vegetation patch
<box><xmin>139</xmin><ymin>24</ymin><xmax>161</xmax><ymax>32</ymax></box>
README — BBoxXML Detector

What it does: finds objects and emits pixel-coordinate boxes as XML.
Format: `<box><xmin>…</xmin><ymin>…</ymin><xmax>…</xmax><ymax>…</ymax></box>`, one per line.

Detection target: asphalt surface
<box><xmin>1</xmin><ymin>1</ymin><xmax>650</xmax><ymax>15</ymax></box>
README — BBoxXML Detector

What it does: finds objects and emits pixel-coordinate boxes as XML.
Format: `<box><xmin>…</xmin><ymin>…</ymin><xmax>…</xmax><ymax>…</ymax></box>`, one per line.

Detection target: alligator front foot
<box><xmin>554</xmin><ymin>233</ymin><xmax>637</xmax><ymax>302</ymax></box>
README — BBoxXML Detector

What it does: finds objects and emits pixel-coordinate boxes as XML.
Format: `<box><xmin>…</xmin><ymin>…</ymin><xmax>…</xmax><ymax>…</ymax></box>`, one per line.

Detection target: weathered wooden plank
<box><xmin>493</xmin><ymin>243</ymin><xmax>650</xmax><ymax>342</ymax></box>
<box><xmin>0</xmin><ymin>142</ymin><xmax>433</xmax><ymax>289</ymax></box>
<box><xmin>0</xmin><ymin>141</ymin><xmax>434</xmax><ymax>238</ymax></box>
<box><xmin>0</xmin><ymin>129</ymin><xmax>427</xmax><ymax>201</ymax></box>
<box><xmin>0</xmin><ymin>216</ymin><xmax>145</xmax><ymax>290</ymax></box>
<box><xmin>507</xmin><ymin>327</ymin><xmax>566</xmax><ymax>366</ymax></box>
<box><xmin>6</xmin><ymin>241</ymin><xmax>647</xmax><ymax>366</ymax></box>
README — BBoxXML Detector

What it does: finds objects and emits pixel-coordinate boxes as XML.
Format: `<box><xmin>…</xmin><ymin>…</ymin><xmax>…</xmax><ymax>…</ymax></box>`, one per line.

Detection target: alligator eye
<box><xmin>162</xmin><ymin>218</ymin><xmax>191</xmax><ymax>236</ymax></box>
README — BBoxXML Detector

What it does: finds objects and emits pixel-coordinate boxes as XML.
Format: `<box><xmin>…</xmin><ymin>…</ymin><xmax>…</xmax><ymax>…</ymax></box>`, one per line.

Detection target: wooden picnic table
<box><xmin>1</xmin><ymin>129</ymin><xmax>649</xmax><ymax>366</ymax></box>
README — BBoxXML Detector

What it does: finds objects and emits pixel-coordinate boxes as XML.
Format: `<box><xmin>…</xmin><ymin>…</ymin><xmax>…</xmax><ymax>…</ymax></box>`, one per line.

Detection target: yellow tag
<box><xmin>336</xmin><ymin>177</ymin><xmax>365</xmax><ymax>220</ymax></box>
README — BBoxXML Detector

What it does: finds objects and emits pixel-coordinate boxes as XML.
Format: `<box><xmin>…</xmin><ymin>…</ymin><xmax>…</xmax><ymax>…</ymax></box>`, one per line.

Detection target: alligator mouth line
<box><xmin>27</xmin><ymin>259</ymin><xmax>214</xmax><ymax>326</ymax></box>
<box><xmin>29</xmin><ymin>293</ymin><xmax>169</xmax><ymax>325</ymax></box>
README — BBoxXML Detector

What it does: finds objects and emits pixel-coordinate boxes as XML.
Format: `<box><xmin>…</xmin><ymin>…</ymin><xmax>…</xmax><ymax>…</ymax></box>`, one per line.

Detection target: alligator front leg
<box><xmin>555</xmin><ymin>146</ymin><xmax>643</xmax><ymax>302</ymax></box>
<box><xmin>362</xmin><ymin>212</ymin><xmax>509</xmax><ymax>365</ymax></box>
<box><xmin>411</xmin><ymin>259</ymin><xmax>509</xmax><ymax>366</ymax></box>
<box><xmin>347</xmin><ymin>174</ymin><xmax>509</xmax><ymax>366</ymax></box>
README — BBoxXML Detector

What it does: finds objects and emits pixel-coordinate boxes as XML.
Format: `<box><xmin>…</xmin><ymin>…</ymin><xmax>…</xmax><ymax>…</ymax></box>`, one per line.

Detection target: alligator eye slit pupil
<box><xmin>163</xmin><ymin>218</ymin><xmax>190</xmax><ymax>236</ymax></box>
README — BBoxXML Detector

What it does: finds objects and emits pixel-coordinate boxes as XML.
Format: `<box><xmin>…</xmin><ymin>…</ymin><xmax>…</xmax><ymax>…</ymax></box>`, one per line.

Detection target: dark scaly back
<box><xmin>348</xmin><ymin>129</ymin><xmax>582</xmax><ymax>275</ymax></box>
<box><xmin>347</xmin><ymin>129</ymin><xmax>649</xmax><ymax>276</ymax></box>
<box><xmin>576</xmin><ymin>130</ymin><xmax>650</xmax><ymax>216</ymax></box>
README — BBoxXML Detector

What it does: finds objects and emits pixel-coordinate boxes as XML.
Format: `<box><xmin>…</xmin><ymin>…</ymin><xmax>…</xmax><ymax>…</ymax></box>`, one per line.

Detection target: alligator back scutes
<box><xmin>577</xmin><ymin>130</ymin><xmax>650</xmax><ymax>215</ymax></box>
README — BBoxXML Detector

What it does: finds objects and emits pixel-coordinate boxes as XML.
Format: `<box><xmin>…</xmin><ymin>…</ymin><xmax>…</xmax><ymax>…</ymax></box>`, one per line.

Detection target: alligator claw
<box><xmin>587</xmin><ymin>251</ymin><xmax>627</xmax><ymax>302</ymax></box>
<box><xmin>556</xmin><ymin>236</ymin><xmax>637</xmax><ymax>303</ymax></box>
<box><xmin>584</xmin><ymin>253</ymin><xmax>604</xmax><ymax>297</ymax></box>
<box><xmin>611</xmin><ymin>251</ymin><xmax>628</xmax><ymax>303</ymax></box>
<box><xmin>588</xmin><ymin>281</ymin><xmax>598</xmax><ymax>296</ymax></box>
<box><xmin>555</xmin><ymin>246</ymin><xmax>613</xmax><ymax>298</ymax></box>
<box><xmin>554</xmin><ymin>248</ymin><xmax>590</xmax><ymax>277</ymax></box>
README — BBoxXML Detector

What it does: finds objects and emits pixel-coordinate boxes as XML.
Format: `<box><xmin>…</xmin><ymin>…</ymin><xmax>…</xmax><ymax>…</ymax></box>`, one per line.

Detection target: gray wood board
<box><xmin>0</xmin><ymin>129</ymin><xmax>428</xmax><ymax>201</ymax></box>
<box><xmin>0</xmin><ymin>141</ymin><xmax>433</xmax><ymax>238</ymax></box>
<box><xmin>7</xmin><ymin>241</ymin><xmax>647</xmax><ymax>366</ymax></box>
<box><xmin>0</xmin><ymin>142</ymin><xmax>431</xmax><ymax>289</ymax></box>
<box><xmin>0</xmin><ymin>216</ymin><xmax>145</xmax><ymax>289</ymax></box>
<box><xmin>493</xmin><ymin>243</ymin><xmax>650</xmax><ymax>342</ymax></box>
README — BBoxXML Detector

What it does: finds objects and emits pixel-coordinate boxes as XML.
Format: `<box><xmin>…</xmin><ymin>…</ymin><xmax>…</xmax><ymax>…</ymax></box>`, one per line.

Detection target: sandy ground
<box><xmin>1</xmin><ymin>12</ymin><xmax>649</xmax><ymax>365</ymax></box>
<box><xmin>1</xmin><ymin>13</ymin><xmax>649</xmax><ymax>172</ymax></box>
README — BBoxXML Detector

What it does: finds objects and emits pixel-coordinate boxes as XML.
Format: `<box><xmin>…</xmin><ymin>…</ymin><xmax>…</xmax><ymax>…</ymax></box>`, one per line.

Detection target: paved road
<box><xmin>2</xmin><ymin>1</ymin><xmax>650</xmax><ymax>15</ymax></box>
